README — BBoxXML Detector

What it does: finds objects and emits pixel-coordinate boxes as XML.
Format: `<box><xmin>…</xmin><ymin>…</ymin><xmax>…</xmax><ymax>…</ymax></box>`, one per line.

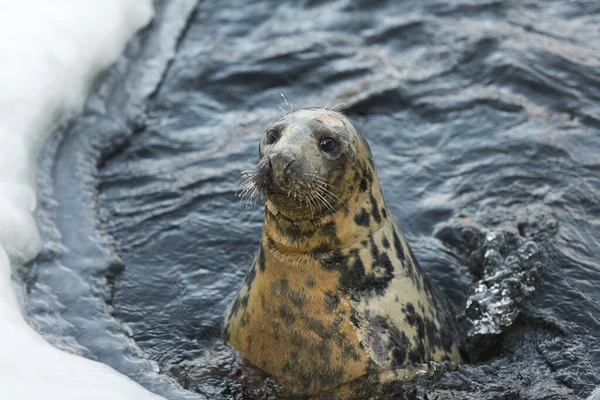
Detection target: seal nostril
<box><xmin>254</xmin><ymin>155</ymin><xmax>273</xmax><ymax>188</ymax></box>
<box><xmin>269</xmin><ymin>153</ymin><xmax>295</xmax><ymax>176</ymax></box>
<box><xmin>283</xmin><ymin>159</ymin><xmax>295</xmax><ymax>175</ymax></box>
<box><xmin>265</xmin><ymin>157</ymin><xmax>274</xmax><ymax>183</ymax></box>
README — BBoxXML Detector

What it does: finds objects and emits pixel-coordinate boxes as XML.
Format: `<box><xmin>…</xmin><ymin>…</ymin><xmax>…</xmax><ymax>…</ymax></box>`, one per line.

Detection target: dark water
<box><xmin>21</xmin><ymin>0</ymin><xmax>600</xmax><ymax>398</ymax></box>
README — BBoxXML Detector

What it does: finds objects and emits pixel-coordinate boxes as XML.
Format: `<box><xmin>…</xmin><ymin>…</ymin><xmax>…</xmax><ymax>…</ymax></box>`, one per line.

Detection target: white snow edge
<box><xmin>0</xmin><ymin>1</ymin><xmax>164</xmax><ymax>399</ymax></box>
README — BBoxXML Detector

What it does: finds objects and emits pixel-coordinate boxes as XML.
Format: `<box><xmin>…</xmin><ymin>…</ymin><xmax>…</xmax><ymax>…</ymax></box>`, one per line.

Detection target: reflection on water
<box><xmin>22</xmin><ymin>0</ymin><xmax>600</xmax><ymax>398</ymax></box>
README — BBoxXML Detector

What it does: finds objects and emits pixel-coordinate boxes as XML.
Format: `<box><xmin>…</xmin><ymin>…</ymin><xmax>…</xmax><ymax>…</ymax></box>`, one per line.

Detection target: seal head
<box><xmin>252</xmin><ymin>108</ymin><xmax>363</xmax><ymax>221</ymax></box>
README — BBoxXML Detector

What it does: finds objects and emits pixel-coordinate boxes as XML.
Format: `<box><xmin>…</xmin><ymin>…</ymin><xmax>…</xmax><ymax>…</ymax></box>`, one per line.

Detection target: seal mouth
<box><xmin>263</xmin><ymin>176</ymin><xmax>345</xmax><ymax>218</ymax></box>
<box><xmin>265</xmin><ymin>189</ymin><xmax>313</xmax><ymax>205</ymax></box>
<box><xmin>236</xmin><ymin>166</ymin><xmax>342</xmax><ymax>218</ymax></box>
<box><xmin>258</xmin><ymin>183</ymin><xmax>314</xmax><ymax>205</ymax></box>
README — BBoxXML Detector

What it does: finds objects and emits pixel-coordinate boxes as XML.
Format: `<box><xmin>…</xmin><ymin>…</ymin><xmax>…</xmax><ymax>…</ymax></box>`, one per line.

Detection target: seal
<box><xmin>223</xmin><ymin>108</ymin><xmax>464</xmax><ymax>396</ymax></box>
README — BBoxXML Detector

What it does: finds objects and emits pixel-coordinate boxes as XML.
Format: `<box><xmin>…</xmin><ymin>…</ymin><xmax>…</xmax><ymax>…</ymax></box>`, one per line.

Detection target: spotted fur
<box><xmin>223</xmin><ymin>109</ymin><xmax>464</xmax><ymax>396</ymax></box>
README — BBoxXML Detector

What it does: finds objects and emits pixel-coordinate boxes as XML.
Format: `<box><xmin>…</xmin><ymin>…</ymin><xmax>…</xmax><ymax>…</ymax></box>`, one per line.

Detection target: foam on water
<box><xmin>0</xmin><ymin>1</ymin><xmax>164</xmax><ymax>399</ymax></box>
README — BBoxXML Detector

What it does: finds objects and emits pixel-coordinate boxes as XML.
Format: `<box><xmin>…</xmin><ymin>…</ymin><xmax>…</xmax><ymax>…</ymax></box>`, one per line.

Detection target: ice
<box><xmin>0</xmin><ymin>1</ymin><xmax>165</xmax><ymax>399</ymax></box>
<box><xmin>588</xmin><ymin>386</ymin><xmax>600</xmax><ymax>400</ymax></box>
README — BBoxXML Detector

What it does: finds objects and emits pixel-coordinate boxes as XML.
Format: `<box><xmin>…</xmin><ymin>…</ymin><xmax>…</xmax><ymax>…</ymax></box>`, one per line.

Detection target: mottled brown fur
<box><xmin>223</xmin><ymin>109</ymin><xmax>463</xmax><ymax>396</ymax></box>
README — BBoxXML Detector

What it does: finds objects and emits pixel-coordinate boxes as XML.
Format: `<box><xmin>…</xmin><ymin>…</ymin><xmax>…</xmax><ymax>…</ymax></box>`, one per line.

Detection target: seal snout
<box><xmin>270</xmin><ymin>152</ymin><xmax>297</xmax><ymax>185</ymax></box>
<box><xmin>255</xmin><ymin>151</ymin><xmax>301</xmax><ymax>195</ymax></box>
<box><xmin>253</xmin><ymin>154</ymin><xmax>273</xmax><ymax>189</ymax></box>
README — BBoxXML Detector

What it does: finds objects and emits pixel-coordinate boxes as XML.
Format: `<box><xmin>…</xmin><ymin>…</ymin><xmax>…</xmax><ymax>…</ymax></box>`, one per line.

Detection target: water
<box><xmin>21</xmin><ymin>0</ymin><xmax>600</xmax><ymax>398</ymax></box>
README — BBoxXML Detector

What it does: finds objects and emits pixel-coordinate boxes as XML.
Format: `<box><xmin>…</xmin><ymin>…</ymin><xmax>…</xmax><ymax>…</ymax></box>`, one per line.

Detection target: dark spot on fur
<box><xmin>301</xmin><ymin>315</ymin><xmax>361</xmax><ymax>389</ymax></box>
<box><xmin>289</xmin><ymin>290</ymin><xmax>307</xmax><ymax>308</ymax></box>
<box><xmin>359</xmin><ymin>178</ymin><xmax>368</xmax><ymax>192</ymax></box>
<box><xmin>332</xmin><ymin>164</ymin><xmax>346</xmax><ymax>186</ymax></box>
<box><xmin>271</xmin><ymin>322</ymin><xmax>280</xmax><ymax>342</ymax></box>
<box><xmin>283</xmin><ymin>223</ymin><xmax>305</xmax><ymax>241</ymax></box>
<box><xmin>392</xmin><ymin>228</ymin><xmax>406</xmax><ymax>262</ymax></box>
<box><xmin>388</xmin><ymin>325</ymin><xmax>410</xmax><ymax>366</ymax></box>
<box><xmin>369</xmin><ymin>235</ymin><xmax>394</xmax><ymax>286</ymax></box>
<box><xmin>291</xmin><ymin>330</ymin><xmax>308</xmax><ymax>348</ymax></box>
<box><xmin>272</xmin><ymin>279</ymin><xmax>306</xmax><ymax>308</ymax></box>
<box><xmin>320</xmin><ymin>250</ymin><xmax>346</xmax><ymax>271</ymax></box>
<box><xmin>312</xmin><ymin>242</ymin><xmax>330</xmax><ymax>253</ymax></box>
<box><xmin>320</xmin><ymin>221</ymin><xmax>337</xmax><ymax>237</ymax></box>
<box><xmin>382</xmin><ymin>236</ymin><xmax>390</xmax><ymax>249</ymax></box>
<box><xmin>279</xmin><ymin>304</ymin><xmax>296</xmax><ymax>325</ymax></box>
<box><xmin>354</xmin><ymin>208</ymin><xmax>370</xmax><ymax>227</ymax></box>
<box><xmin>281</xmin><ymin>351</ymin><xmax>299</xmax><ymax>373</ymax></box>
<box><xmin>340</xmin><ymin>340</ymin><xmax>360</xmax><ymax>362</ymax></box>
<box><xmin>322</xmin><ymin>247</ymin><xmax>392</xmax><ymax>296</ymax></box>
<box><xmin>244</xmin><ymin>261</ymin><xmax>256</xmax><ymax>287</ymax></box>
<box><xmin>306</xmin><ymin>276</ymin><xmax>317</xmax><ymax>288</ymax></box>
<box><xmin>306</xmin><ymin>317</ymin><xmax>327</xmax><ymax>336</ymax></box>
<box><xmin>402</xmin><ymin>301</ymin><xmax>459</xmax><ymax>359</ymax></box>
<box><xmin>240</xmin><ymin>309</ymin><xmax>250</xmax><ymax>327</ymax></box>
<box><xmin>324</xmin><ymin>292</ymin><xmax>340</xmax><ymax>313</ymax></box>
<box><xmin>370</xmin><ymin>193</ymin><xmax>381</xmax><ymax>224</ymax></box>
<box><xmin>275</xmin><ymin>219</ymin><xmax>316</xmax><ymax>243</ymax></box>
<box><xmin>271</xmin><ymin>279</ymin><xmax>290</xmax><ymax>295</ymax></box>
<box><xmin>240</xmin><ymin>293</ymin><xmax>249</xmax><ymax>310</ymax></box>
<box><xmin>409</xmin><ymin>343</ymin><xmax>426</xmax><ymax>363</ymax></box>
<box><xmin>361</xmin><ymin>163</ymin><xmax>374</xmax><ymax>188</ymax></box>
<box><xmin>229</xmin><ymin>296</ymin><xmax>241</xmax><ymax>317</ymax></box>
<box><xmin>404</xmin><ymin>303</ymin><xmax>416</xmax><ymax>318</ymax></box>
<box><xmin>315</xmin><ymin>221</ymin><xmax>341</xmax><ymax>250</ymax></box>
<box><xmin>361</xmin><ymin>314</ymin><xmax>410</xmax><ymax>367</ymax></box>
<box><xmin>381</xmin><ymin>208</ymin><xmax>387</xmax><ymax>219</ymax></box>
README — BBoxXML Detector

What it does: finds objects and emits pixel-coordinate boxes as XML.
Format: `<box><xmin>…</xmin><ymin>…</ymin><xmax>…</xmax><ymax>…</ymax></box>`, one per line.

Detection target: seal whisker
<box><xmin>239</xmin><ymin>188</ymin><xmax>251</xmax><ymax>208</ymax></box>
<box><xmin>329</xmin><ymin>102</ymin><xmax>346</xmax><ymax>112</ymax></box>
<box><xmin>318</xmin><ymin>187</ymin><xmax>341</xmax><ymax>208</ymax></box>
<box><xmin>254</xmin><ymin>186</ymin><xmax>265</xmax><ymax>208</ymax></box>
<box><xmin>306</xmin><ymin>191</ymin><xmax>316</xmax><ymax>219</ymax></box>
<box><xmin>235</xmin><ymin>161</ymin><xmax>267</xmax><ymax>210</ymax></box>
<box><xmin>312</xmin><ymin>176</ymin><xmax>335</xmax><ymax>189</ymax></box>
<box><xmin>315</xmin><ymin>182</ymin><xmax>348</xmax><ymax>211</ymax></box>
<box><xmin>242</xmin><ymin>186</ymin><xmax>261</xmax><ymax>209</ymax></box>
<box><xmin>236</xmin><ymin>177</ymin><xmax>257</xmax><ymax>198</ymax></box>
<box><xmin>314</xmin><ymin>190</ymin><xmax>336</xmax><ymax>215</ymax></box>
<box><xmin>312</xmin><ymin>178</ymin><xmax>343</xmax><ymax>198</ymax></box>
<box><xmin>280</xmin><ymin>93</ymin><xmax>293</xmax><ymax>114</ymax></box>
<box><xmin>320</xmin><ymin>191</ymin><xmax>337</xmax><ymax>214</ymax></box>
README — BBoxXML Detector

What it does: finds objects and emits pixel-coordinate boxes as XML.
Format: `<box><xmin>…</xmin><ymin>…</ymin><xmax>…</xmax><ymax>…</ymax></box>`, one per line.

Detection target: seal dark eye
<box><xmin>319</xmin><ymin>137</ymin><xmax>336</xmax><ymax>152</ymax></box>
<box><xmin>266</xmin><ymin>129</ymin><xmax>279</xmax><ymax>144</ymax></box>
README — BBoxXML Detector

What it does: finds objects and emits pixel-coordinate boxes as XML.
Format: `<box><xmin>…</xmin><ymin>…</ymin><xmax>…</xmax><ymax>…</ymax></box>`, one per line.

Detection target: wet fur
<box><xmin>223</xmin><ymin>109</ymin><xmax>463</xmax><ymax>396</ymax></box>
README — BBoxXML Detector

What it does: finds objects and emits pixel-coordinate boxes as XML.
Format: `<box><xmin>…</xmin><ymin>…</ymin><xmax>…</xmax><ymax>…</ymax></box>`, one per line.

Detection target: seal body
<box><xmin>223</xmin><ymin>109</ymin><xmax>464</xmax><ymax>395</ymax></box>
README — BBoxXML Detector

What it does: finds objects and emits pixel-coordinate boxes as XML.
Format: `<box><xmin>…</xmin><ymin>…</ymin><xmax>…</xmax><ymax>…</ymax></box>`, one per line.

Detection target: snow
<box><xmin>0</xmin><ymin>1</ymin><xmax>165</xmax><ymax>399</ymax></box>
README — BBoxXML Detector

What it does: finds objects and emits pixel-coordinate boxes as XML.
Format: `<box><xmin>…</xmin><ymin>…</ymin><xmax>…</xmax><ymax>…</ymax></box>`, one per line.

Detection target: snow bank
<box><xmin>0</xmin><ymin>1</ymin><xmax>165</xmax><ymax>399</ymax></box>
